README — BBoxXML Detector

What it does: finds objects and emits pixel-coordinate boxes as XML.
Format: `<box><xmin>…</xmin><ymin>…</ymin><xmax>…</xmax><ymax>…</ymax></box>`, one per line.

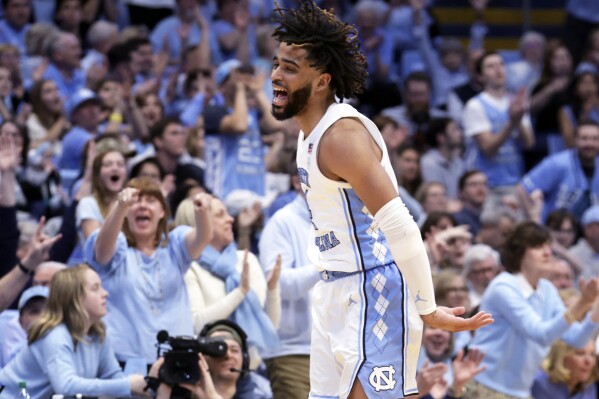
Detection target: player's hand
<box><xmin>420</xmin><ymin>306</ymin><xmax>493</xmax><ymax>332</ymax></box>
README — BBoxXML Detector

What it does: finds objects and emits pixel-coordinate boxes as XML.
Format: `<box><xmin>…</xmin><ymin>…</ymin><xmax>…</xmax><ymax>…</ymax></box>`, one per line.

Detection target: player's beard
<box><xmin>271</xmin><ymin>83</ymin><xmax>312</xmax><ymax>121</ymax></box>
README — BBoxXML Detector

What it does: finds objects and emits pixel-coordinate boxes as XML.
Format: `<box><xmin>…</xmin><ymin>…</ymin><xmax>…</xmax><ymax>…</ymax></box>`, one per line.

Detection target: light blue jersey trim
<box><xmin>309</xmin><ymin>395</ymin><xmax>340</xmax><ymax>399</ymax></box>
<box><xmin>338</xmin><ymin>188</ymin><xmax>363</xmax><ymax>272</ymax></box>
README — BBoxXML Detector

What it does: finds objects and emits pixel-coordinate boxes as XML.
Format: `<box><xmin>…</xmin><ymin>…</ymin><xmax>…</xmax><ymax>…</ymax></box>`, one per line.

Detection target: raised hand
<box><xmin>0</xmin><ymin>134</ymin><xmax>19</xmax><ymax>172</ymax></box>
<box><xmin>416</xmin><ymin>361</ymin><xmax>448</xmax><ymax>396</ymax></box>
<box><xmin>117</xmin><ymin>187</ymin><xmax>140</xmax><ymax>208</ymax></box>
<box><xmin>452</xmin><ymin>348</ymin><xmax>486</xmax><ymax>389</ymax></box>
<box><xmin>267</xmin><ymin>254</ymin><xmax>282</xmax><ymax>290</ymax></box>
<box><xmin>21</xmin><ymin>217</ymin><xmax>62</xmax><ymax>271</ymax></box>
<box><xmin>240</xmin><ymin>249</ymin><xmax>250</xmax><ymax>295</ymax></box>
<box><xmin>421</xmin><ymin>306</ymin><xmax>494</xmax><ymax>332</ymax></box>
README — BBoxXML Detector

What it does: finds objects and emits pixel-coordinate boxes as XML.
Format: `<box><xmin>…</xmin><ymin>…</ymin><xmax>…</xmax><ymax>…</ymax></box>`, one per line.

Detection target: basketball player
<box><xmin>269</xmin><ymin>2</ymin><xmax>494</xmax><ymax>399</ymax></box>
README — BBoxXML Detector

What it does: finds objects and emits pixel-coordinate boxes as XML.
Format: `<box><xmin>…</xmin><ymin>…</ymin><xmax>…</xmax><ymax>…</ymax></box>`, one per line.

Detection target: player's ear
<box><xmin>315</xmin><ymin>73</ymin><xmax>332</xmax><ymax>92</ymax></box>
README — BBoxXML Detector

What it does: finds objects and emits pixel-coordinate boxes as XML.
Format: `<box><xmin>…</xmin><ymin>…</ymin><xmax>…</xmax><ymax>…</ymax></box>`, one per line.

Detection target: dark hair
<box><xmin>150</xmin><ymin>116</ymin><xmax>181</xmax><ymax>142</ymax></box>
<box><xmin>199</xmin><ymin>319</ymin><xmax>250</xmax><ymax>374</ymax></box>
<box><xmin>501</xmin><ymin>221</ymin><xmax>551</xmax><ymax>273</ymax></box>
<box><xmin>420</xmin><ymin>211</ymin><xmax>456</xmax><ymax>239</ymax></box>
<box><xmin>126</xmin><ymin>37</ymin><xmax>151</xmax><ymax>53</ymax></box>
<box><xmin>458</xmin><ymin>169</ymin><xmax>485</xmax><ymax>192</ymax></box>
<box><xmin>271</xmin><ymin>0</ymin><xmax>368</xmax><ymax>100</ymax></box>
<box><xmin>404</xmin><ymin>71</ymin><xmax>431</xmax><ymax>90</ymax></box>
<box><xmin>29</xmin><ymin>79</ymin><xmax>61</xmax><ymax>130</ymax></box>
<box><xmin>425</xmin><ymin>117</ymin><xmax>453</xmax><ymax>148</ymax></box>
<box><xmin>576</xmin><ymin>119</ymin><xmax>599</xmax><ymax>134</ymax></box>
<box><xmin>129</xmin><ymin>157</ymin><xmax>166</xmax><ymax>181</ymax></box>
<box><xmin>545</xmin><ymin>208</ymin><xmax>579</xmax><ymax>232</ymax></box>
<box><xmin>537</xmin><ymin>40</ymin><xmax>569</xmax><ymax>88</ymax></box>
<box><xmin>474</xmin><ymin>51</ymin><xmax>500</xmax><ymax>76</ymax></box>
<box><xmin>568</xmin><ymin>73</ymin><xmax>599</xmax><ymax>122</ymax></box>
<box><xmin>107</xmin><ymin>42</ymin><xmax>131</xmax><ymax>70</ymax></box>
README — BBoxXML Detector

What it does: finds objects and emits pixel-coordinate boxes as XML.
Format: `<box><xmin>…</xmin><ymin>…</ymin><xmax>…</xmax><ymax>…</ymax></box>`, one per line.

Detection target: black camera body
<box><xmin>156</xmin><ymin>330</ymin><xmax>228</xmax><ymax>385</ymax></box>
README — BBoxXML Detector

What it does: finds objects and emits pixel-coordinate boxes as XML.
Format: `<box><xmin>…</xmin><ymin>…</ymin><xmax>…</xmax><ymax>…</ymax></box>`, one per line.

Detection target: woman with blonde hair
<box><xmin>0</xmin><ymin>265</ymin><xmax>147</xmax><ymax>398</ymax></box>
<box><xmin>532</xmin><ymin>339</ymin><xmax>598</xmax><ymax>398</ymax></box>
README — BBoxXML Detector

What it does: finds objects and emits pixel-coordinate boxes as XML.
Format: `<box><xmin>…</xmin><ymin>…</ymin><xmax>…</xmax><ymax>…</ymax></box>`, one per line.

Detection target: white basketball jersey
<box><xmin>296</xmin><ymin>102</ymin><xmax>398</xmax><ymax>273</ymax></box>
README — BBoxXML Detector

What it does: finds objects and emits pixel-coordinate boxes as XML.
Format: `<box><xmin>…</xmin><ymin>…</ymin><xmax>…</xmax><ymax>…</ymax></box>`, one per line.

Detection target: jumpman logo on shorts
<box><xmin>348</xmin><ymin>294</ymin><xmax>357</xmax><ymax>306</ymax></box>
<box><xmin>415</xmin><ymin>290</ymin><xmax>427</xmax><ymax>303</ymax></box>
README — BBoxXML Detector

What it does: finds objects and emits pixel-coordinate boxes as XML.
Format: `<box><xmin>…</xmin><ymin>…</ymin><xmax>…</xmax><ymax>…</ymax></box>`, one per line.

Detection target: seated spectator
<box><xmin>0</xmin><ymin>0</ymin><xmax>31</xmax><ymax>56</ymax></box>
<box><xmin>0</xmin><ymin>265</ymin><xmax>148</xmax><ymax>397</ymax></box>
<box><xmin>201</xmin><ymin>320</ymin><xmax>273</xmax><ymax>399</ymax></box>
<box><xmin>452</xmin><ymin>170</ymin><xmax>489</xmax><ymax>237</ymax></box>
<box><xmin>175</xmin><ymin>197</ymin><xmax>280</xmax><ymax>368</ymax></box>
<box><xmin>546</xmin><ymin>209</ymin><xmax>580</xmax><ymax>249</ymax></box>
<box><xmin>519</xmin><ymin>121</ymin><xmax>599</xmax><ymax>222</ymax></box>
<box><xmin>463</xmin><ymin>51</ymin><xmax>534</xmax><ymax>196</ymax></box>
<box><xmin>549</xmin><ymin>257</ymin><xmax>576</xmax><ymax>290</ymax></box>
<box><xmin>462</xmin><ymin>244</ymin><xmax>501</xmax><ymax>309</ymax></box>
<box><xmin>475</xmin><ymin>205</ymin><xmax>518</xmax><ymax>250</ymax></box>
<box><xmin>382</xmin><ymin>71</ymin><xmax>448</xmax><ymax>143</ymax></box>
<box><xmin>0</xmin><ymin>65</ymin><xmax>19</xmax><ymax>124</ymax></box>
<box><xmin>465</xmin><ymin>221</ymin><xmax>599</xmax><ymax>399</ymax></box>
<box><xmin>0</xmin><ymin>285</ymin><xmax>48</xmax><ymax>368</ymax></box>
<box><xmin>59</xmin><ymin>88</ymin><xmax>102</xmax><ymax>188</ymax></box>
<box><xmin>32</xmin><ymin>261</ymin><xmax>66</xmax><ymax>287</ymax></box>
<box><xmin>26</xmin><ymin>79</ymin><xmax>68</xmax><ymax>151</ymax></box>
<box><xmin>394</xmin><ymin>143</ymin><xmax>422</xmax><ymax>197</ymax></box>
<box><xmin>81</xmin><ymin>20</ymin><xmax>118</xmax><ymax>74</ymax></box>
<box><xmin>569</xmin><ymin>205</ymin><xmax>599</xmax><ymax>280</ymax></box>
<box><xmin>506</xmin><ymin>31</ymin><xmax>546</xmax><ymax>93</ymax></box>
<box><xmin>527</xmin><ymin>43</ymin><xmax>572</xmax><ymax>168</ymax></box>
<box><xmin>421</xmin><ymin>117</ymin><xmax>464</xmax><ymax>199</ymax></box>
<box><xmin>42</xmin><ymin>31</ymin><xmax>87</xmax><ymax>100</ymax></box>
<box><xmin>532</xmin><ymin>339</ymin><xmax>598</xmax><ymax>398</ymax></box>
<box><xmin>416</xmin><ymin>181</ymin><xmax>450</xmax><ymax>224</ymax></box>
<box><xmin>434</xmin><ymin>269</ymin><xmax>471</xmax><ymax>310</ymax></box>
<box><xmin>84</xmin><ymin>178</ymin><xmax>212</xmax><ymax>368</ymax></box>
<box><xmin>416</xmin><ymin>324</ymin><xmax>486</xmax><ymax>399</ymax></box>
<box><xmin>559</xmin><ymin>71</ymin><xmax>599</xmax><ymax>146</ymax></box>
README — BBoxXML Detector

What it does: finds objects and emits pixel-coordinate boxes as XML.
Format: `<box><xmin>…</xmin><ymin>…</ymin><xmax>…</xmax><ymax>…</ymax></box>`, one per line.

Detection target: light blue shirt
<box><xmin>0</xmin><ymin>20</ymin><xmax>29</xmax><ymax>55</ymax></box>
<box><xmin>567</xmin><ymin>0</ymin><xmax>599</xmax><ymax>23</ymax></box>
<box><xmin>84</xmin><ymin>226</ymin><xmax>195</xmax><ymax>363</ymax></box>
<box><xmin>470</xmin><ymin>272</ymin><xmax>599</xmax><ymax>398</ymax></box>
<box><xmin>0</xmin><ymin>313</ymin><xmax>25</xmax><ymax>368</ymax></box>
<box><xmin>211</xmin><ymin>20</ymin><xmax>257</xmax><ymax>63</ymax></box>
<box><xmin>0</xmin><ymin>324</ymin><xmax>130</xmax><ymax>399</ymax></box>
<box><xmin>42</xmin><ymin>63</ymin><xmax>86</xmax><ymax>100</ymax></box>
<box><xmin>150</xmin><ymin>16</ymin><xmax>222</xmax><ymax>65</ymax></box>
<box><xmin>258</xmin><ymin>195</ymin><xmax>320</xmax><ymax>359</ymax></box>
<box><xmin>59</xmin><ymin>126</ymin><xmax>94</xmax><ymax>170</ymax></box>
<box><xmin>532</xmin><ymin>369</ymin><xmax>597</xmax><ymax>399</ymax></box>
<box><xmin>521</xmin><ymin>149</ymin><xmax>599</xmax><ymax>221</ymax></box>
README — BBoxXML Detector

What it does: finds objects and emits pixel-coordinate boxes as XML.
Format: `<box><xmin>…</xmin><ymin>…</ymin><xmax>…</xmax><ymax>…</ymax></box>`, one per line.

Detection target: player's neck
<box><xmin>296</xmin><ymin>97</ymin><xmax>336</xmax><ymax>138</ymax></box>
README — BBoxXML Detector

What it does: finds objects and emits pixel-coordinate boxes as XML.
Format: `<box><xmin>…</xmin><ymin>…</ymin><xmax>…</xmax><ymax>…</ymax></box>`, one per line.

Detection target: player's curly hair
<box><xmin>271</xmin><ymin>0</ymin><xmax>368</xmax><ymax>100</ymax></box>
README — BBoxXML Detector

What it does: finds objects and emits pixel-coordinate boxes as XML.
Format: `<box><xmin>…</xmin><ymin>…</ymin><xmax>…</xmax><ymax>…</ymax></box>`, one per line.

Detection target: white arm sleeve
<box><xmin>375</xmin><ymin>197</ymin><xmax>437</xmax><ymax>315</ymax></box>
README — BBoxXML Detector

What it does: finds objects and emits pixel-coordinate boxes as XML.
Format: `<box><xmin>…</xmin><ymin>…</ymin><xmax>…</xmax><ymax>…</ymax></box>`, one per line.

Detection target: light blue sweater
<box><xmin>0</xmin><ymin>324</ymin><xmax>130</xmax><ymax>399</ymax></box>
<box><xmin>470</xmin><ymin>272</ymin><xmax>599</xmax><ymax>398</ymax></box>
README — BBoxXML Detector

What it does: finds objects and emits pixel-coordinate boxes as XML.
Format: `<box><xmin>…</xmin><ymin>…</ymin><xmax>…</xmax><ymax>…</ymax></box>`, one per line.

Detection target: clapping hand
<box><xmin>267</xmin><ymin>254</ymin><xmax>282</xmax><ymax>290</ymax></box>
<box><xmin>0</xmin><ymin>134</ymin><xmax>20</xmax><ymax>173</ymax></box>
<box><xmin>452</xmin><ymin>348</ymin><xmax>485</xmax><ymax>389</ymax></box>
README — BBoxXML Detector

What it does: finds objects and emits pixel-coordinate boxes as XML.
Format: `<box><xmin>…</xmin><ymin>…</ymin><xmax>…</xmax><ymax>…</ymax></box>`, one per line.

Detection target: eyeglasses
<box><xmin>446</xmin><ymin>287</ymin><xmax>469</xmax><ymax>294</ymax></box>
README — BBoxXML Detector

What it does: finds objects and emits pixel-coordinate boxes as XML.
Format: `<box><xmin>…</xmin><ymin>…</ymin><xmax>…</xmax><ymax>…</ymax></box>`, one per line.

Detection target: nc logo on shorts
<box><xmin>369</xmin><ymin>365</ymin><xmax>396</xmax><ymax>392</ymax></box>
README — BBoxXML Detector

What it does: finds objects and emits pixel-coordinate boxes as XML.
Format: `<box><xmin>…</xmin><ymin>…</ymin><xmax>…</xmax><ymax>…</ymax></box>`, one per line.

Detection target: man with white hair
<box><xmin>81</xmin><ymin>20</ymin><xmax>118</xmax><ymax>73</ymax></box>
<box><xmin>42</xmin><ymin>31</ymin><xmax>86</xmax><ymax>99</ymax></box>
<box><xmin>506</xmin><ymin>31</ymin><xmax>546</xmax><ymax>92</ymax></box>
<box><xmin>32</xmin><ymin>261</ymin><xmax>66</xmax><ymax>287</ymax></box>
<box><xmin>463</xmin><ymin>244</ymin><xmax>501</xmax><ymax>308</ymax></box>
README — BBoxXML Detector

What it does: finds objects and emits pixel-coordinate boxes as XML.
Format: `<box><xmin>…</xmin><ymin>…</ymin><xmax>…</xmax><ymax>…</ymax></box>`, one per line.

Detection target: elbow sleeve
<box><xmin>375</xmin><ymin>197</ymin><xmax>437</xmax><ymax>315</ymax></box>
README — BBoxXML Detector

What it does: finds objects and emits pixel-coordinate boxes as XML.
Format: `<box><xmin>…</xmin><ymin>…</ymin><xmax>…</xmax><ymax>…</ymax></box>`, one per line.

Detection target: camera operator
<box><xmin>147</xmin><ymin>320</ymin><xmax>271</xmax><ymax>399</ymax></box>
<box><xmin>148</xmin><ymin>356</ymin><xmax>223</xmax><ymax>399</ymax></box>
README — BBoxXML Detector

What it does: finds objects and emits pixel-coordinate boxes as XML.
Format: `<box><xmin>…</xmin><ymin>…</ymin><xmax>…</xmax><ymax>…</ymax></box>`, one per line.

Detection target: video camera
<box><xmin>156</xmin><ymin>330</ymin><xmax>228</xmax><ymax>385</ymax></box>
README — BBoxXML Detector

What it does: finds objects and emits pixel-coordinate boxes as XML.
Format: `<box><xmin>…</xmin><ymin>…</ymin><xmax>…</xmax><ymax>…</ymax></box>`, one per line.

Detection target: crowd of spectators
<box><xmin>0</xmin><ymin>0</ymin><xmax>599</xmax><ymax>397</ymax></box>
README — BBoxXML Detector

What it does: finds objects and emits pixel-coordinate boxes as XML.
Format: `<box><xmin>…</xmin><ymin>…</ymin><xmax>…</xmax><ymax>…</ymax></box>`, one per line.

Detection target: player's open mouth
<box><xmin>272</xmin><ymin>88</ymin><xmax>288</xmax><ymax>107</ymax></box>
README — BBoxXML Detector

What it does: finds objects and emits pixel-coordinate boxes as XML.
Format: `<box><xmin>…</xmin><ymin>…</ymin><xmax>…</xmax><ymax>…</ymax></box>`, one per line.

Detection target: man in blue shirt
<box><xmin>0</xmin><ymin>0</ymin><xmax>30</xmax><ymax>56</ymax></box>
<box><xmin>519</xmin><ymin>121</ymin><xmax>599</xmax><ymax>222</ymax></box>
<box><xmin>42</xmin><ymin>32</ymin><xmax>86</xmax><ymax>100</ymax></box>
<box><xmin>203</xmin><ymin>60</ymin><xmax>284</xmax><ymax>199</ymax></box>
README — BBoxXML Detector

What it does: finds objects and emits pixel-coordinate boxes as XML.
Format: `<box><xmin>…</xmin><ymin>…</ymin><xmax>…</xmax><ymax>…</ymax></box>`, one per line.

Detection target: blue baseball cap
<box><xmin>66</xmin><ymin>88</ymin><xmax>101</xmax><ymax>119</ymax></box>
<box><xmin>214</xmin><ymin>59</ymin><xmax>242</xmax><ymax>86</ymax></box>
<box><xmin>582</xmin><ymin>205</ymin><xmax>599</xmax><ymax>226</ymax></box>
<box><xmin>18</xmin><ymin>286</ymin><xmax>49</xmax><ymax>312</ymax></box>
